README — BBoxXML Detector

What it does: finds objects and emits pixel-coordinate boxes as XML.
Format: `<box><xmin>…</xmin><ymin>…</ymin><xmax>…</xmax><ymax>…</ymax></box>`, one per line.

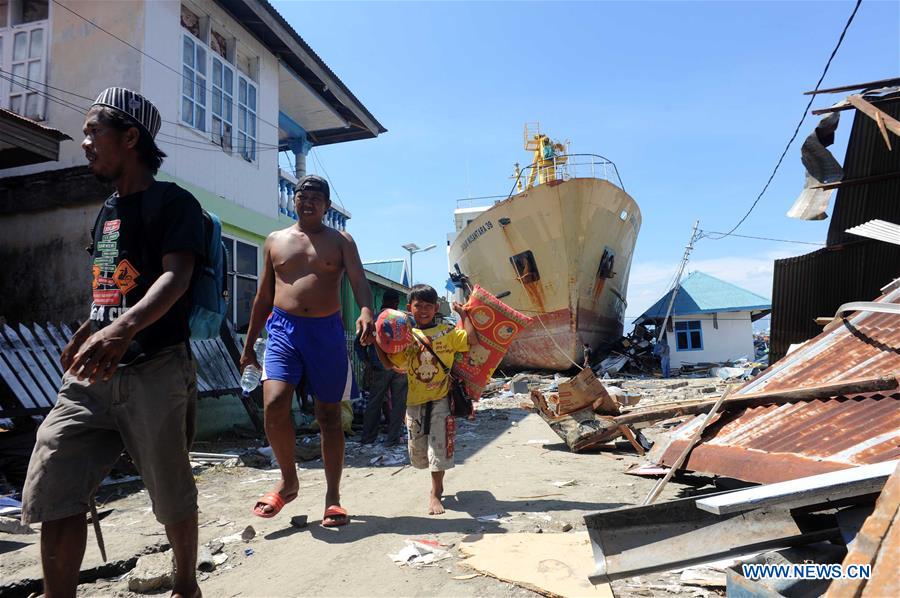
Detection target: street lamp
<box><xmin>402</xmin><ymin>242</ymin><xmax>436</xmax><ymax>285</ymax></box>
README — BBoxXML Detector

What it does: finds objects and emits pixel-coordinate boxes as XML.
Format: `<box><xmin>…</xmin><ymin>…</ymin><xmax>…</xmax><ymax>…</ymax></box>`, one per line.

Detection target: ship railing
<box><xmin>507</xmin><ymin>153</ymin><xmax>626</xmax><ymax>198</ymax></box>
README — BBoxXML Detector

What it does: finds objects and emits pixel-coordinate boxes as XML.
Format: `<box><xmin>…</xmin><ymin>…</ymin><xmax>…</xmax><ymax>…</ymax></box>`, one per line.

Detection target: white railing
<box><xmin>514</xmin><ymin>154</ymin><xmax>626</xmax><ymax>193</ymax></box>
<box><xmin>278</xmin><ymin>170</ymin><xmax>349</xmax><ymax>231</ymax></box>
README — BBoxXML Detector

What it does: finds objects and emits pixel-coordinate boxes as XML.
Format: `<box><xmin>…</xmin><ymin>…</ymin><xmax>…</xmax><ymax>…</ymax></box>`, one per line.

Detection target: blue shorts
<box><xmin>262</xmin><ymin>307</ymin><xmax>351</xmax><ymax>404</ymax></box>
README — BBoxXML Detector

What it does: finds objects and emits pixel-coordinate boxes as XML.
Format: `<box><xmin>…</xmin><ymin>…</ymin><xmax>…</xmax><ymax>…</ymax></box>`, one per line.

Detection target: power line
<box><xmin>656</xmin><ymin>220</ymin><xmax>701</xmax><ymax>343</ymax></box>
<box><xmin>707</xmin><ymin>0</ymin><xmax>863</xmax><ymax>241</ymax></box>
<box><xmin>699</xmin><ymin>230</ymin><xmax>826</xmax><ymax>246</ymax></box>
<box><xmin>0</xmin><ymin>71</ymin><xmax>285</xmax><ymax>153</ymax></box>
<box><xmin>1</xmin><ymin>66</ymin><xmax>286</xmax><ymax>150</ymax></box>
<box><xmin>309</xmin><ymin>148</ymin><xmax>347</xmax><ymax>210</ymax></box>
<box><xmin>49</xmin><ymin>0</ymin><xmax>287</xmax><ymax>137</ymax></box>
<box><xmin>0</xmin><ymin>67</ymin><xmax>284</xmax><ymax>149</ymax></box>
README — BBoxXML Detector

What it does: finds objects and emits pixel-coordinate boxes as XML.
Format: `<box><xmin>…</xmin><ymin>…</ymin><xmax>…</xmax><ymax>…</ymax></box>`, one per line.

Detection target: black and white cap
<box><xmin>92</xmin><ymin>87</ymin><xmax>162</xmax><ymax>140</ymax></box>
<box><xmin>297</xmin><ymin>174</ymin><xmax>330</xmax><ymax>201</ymax></box>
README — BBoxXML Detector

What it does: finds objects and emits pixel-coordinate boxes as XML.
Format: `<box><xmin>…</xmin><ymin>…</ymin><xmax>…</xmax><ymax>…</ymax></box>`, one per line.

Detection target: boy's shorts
<box><xmin>406</xmin><ymin>398</ymin><xmax>455</xmax><ymax>471</ymax></box>
<box><xmin>262</xmin><ymin>307</ymin><xmax>351</xmax><ymax>404</ymax></box>
<box><xmin>21</xmin><ymin>344</ymin><xmax>198</xmax><ymax>526</ymax></box>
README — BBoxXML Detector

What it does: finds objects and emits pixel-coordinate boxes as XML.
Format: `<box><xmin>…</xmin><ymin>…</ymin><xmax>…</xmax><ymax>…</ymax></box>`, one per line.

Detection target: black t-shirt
<box><xmin>88</xmin><ymin>182</ymin><xmax>205</xmax><ymax>364</ymax></box>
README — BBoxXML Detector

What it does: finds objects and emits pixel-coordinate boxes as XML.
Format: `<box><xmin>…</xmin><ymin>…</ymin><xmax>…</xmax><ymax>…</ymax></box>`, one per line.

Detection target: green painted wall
<box><xmin>340</xmin><ymin>277</ymin><xmax>409</xmax><ymax>332</ymax></box>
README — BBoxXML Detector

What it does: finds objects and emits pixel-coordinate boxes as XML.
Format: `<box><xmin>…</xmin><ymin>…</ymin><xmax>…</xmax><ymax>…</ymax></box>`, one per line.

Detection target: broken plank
<box><xmin>696</xmin><ymin>460</ymin><xmax>897</xmax><ymax>515</ymax></box>
<box><xmin>617</xmin><ymin>426</ymin><xmax>644</xmax><ymax>456</ymax></box>
<box><xmin>812</xmin><ymin>95</ymin><xmax>900</xmax><ymax>116</ymax></box>
<box><xmin>847</xmin><ymin>94</ymin><xmax>900</xmax><ymax>137</ymax></box>
<box><xmin>809</xmin><ymin>171</ymin><xmax>900</xmax><ymax>191</ymax></box>
<box><xmin>826</xmin><ymin>462</ymin><xmax>900</xmax><ymax>598</ymax></box>
<box><xmin>803</xmin><ymin>77</ymin><xmax>900</xmax><ymax>95</ymax></box>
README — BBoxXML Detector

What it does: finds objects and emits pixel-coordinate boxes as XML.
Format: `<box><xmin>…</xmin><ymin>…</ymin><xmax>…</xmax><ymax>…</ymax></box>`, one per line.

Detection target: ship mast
<box><xmin>518</xmin><ymin>122</ymin><xmax>569</xmax><ymax>191</ymax></box>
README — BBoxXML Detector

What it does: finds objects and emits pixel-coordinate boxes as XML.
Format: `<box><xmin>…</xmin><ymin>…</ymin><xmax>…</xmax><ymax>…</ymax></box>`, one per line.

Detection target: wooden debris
<box><xmin>642</xmin><ymin>385</ymin><xmax>734</xmax><ymax>505</ymax></box>
<box><xmin>617</xmin><ymin>426</ymin><xmax>645</xmax><ymax>456</ymax></box>
<box><xmin>614</xmin><ymin>375</ymin><xmax>899</xmax><ymax>428</ymax></box>
<box><xmin>531</xmin><ymin>390</ymin><xmax>619</xmax><ymax>451</ymax></box>
<box><xmin>827</xmin><ymin>461</ymin><xmax>900</xmax><ymax>598</ymax></box>
<box><xmin>556</xmin><ymin>367</ymin><xmax>619</xmax><ymax>416</ymax></box>
<box><xmin>847</xmin><ymin>94</ymin><xmax>900</xmax><ymax>144</ymax></box>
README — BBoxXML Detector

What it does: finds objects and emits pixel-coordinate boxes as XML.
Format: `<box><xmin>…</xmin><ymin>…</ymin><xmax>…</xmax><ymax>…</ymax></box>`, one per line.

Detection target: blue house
<box><xmin>363</xmin><ymin>259</ymin><xmax>410</xmax><ymax>288</ymax></box>
<box><xmin>636</xmin><ymin>272</ymin><xmax>771</xmax><ymax>368</ymax></box>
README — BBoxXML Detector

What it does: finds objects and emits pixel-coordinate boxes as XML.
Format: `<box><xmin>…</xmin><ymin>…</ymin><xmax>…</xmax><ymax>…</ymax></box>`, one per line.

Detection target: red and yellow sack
<box><xmin>451</xmin><ymin>285</ymin><xmax>533</xmax><ymax>398</ymax></box>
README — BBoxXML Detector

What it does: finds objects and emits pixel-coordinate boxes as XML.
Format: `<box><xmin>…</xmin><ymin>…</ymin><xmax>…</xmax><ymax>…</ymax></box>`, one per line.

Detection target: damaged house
<box><xmin>635</xmin><ymin>271</ymin><xmax>770</xmax><ymax>370</ymax></box>
<box><xmin>771</xmin><ymin>77</ymin><xmax>900</xmax><ymax>361</ymax></box>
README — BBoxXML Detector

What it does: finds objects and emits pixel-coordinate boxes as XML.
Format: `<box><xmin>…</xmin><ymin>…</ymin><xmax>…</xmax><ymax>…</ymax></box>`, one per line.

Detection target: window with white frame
<box><xmin>0</xmin><ymin>0</ymin><xmax>48</xmax><ymax>120</ymax></box>
<box><xmin>180</xmin><ymin>6</ymin><xmax>259</xmax><ymax>163</ymax></box>
<box><xmin>237</xmin><ymin>75</ymin><xmax>256</xmax><ymax>161</ymax></box>
<box><xmin>181</xmin><ymin>33</ymin><xmax>207</xmax><ymax>132</ymax></box>
<box><xmin>223</xmin><ymin>236</ymin><xmax>258</xmax><ymax>333</ymax></box>
<box><xmin>210</xmin><ymin>56</ymin><xmax>233</xmax><ymax>151</ymax></box>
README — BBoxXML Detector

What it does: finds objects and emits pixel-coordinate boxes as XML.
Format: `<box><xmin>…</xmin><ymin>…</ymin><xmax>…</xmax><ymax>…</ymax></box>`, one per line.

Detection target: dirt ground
<box><xmin>1</xmin><ymin>377</ymin><xmax>728</xmax><ymax>598</ymax></box>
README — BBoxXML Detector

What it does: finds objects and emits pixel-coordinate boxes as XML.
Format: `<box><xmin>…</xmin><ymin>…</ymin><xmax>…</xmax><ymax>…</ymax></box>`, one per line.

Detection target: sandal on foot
<box><xmin>322</xmin><ymin>505</ymin><xmax>349</xmax><ymax>527</ymax></box>
<box><xmin>251</xmin><ymin>491</ymin><xmax>296</xmax><ymax>518</ymax></box>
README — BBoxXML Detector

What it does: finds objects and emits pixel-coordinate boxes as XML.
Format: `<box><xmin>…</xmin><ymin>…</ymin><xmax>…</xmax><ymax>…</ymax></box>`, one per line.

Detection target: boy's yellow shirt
<box><xmin>387</xmin><ymin>322</ymin><xmax>469</xmax><ymax>406</ymax></box>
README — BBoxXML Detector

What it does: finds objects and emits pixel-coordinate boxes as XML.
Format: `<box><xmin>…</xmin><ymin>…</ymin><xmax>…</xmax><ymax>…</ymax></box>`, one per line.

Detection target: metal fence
<box><xmin>345</xmin><ymin>331</ymin><xmax>365</xmax><ymax>389</ymax></box>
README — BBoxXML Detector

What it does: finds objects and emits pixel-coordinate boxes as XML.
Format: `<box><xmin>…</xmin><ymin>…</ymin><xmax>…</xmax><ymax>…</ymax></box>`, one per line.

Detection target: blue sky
<box><xmin>274</xmin><ymin>0</ymin><xmax>899</xmax><ymax>324</ymax></box>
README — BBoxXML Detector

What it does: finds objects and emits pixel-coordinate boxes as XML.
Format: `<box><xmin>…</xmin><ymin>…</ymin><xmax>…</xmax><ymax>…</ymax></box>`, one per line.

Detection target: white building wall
<box><xmin>2</xmin><ymin>0</ymin><xmax>145</xmax><ymax>176</ymax></box>
<box><xmin>142</xmin><ymin>0</ymin><xmax>279</xmax><ymax>221</ymax></box>
<box><xmin>667</xmin><ymin>311</ymin><xmax>755</xmax><ymax>368</ymax></box>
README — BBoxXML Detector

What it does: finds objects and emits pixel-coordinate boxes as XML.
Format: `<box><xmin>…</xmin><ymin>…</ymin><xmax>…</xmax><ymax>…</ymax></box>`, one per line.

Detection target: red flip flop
<box><xmin>322</xmin><ymin>505</ymin><xmax>349</xmax><ymax>527</ymax></box>
<box><xmin>251</xmin><ymin>491</ymin><xmax>296</xmax><ymax>518</ymax></box>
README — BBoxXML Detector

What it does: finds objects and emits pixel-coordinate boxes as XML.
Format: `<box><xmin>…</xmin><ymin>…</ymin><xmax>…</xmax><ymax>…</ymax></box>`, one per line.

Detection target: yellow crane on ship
<box><xmin>515</xmin><ymin>122</ymin><xmax>568</xmax><ymax>191</ymax></box>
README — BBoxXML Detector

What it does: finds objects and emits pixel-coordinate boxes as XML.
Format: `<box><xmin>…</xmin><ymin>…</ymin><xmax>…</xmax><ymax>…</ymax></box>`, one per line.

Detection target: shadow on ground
<box><xmin>261</xmin><ymin>489</ymin><xmax>627</xmax><ymax>544</ymax></box>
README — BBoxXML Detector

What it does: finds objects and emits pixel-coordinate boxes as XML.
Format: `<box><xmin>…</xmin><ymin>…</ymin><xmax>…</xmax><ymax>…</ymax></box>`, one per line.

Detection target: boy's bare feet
<box><xmin>172</xmin><ymin>585</ymin><xmax>202</xmax><ymax>598</ymax></box>
<box><xmin>428</xmin><ymin>492</ymin><xmax>445</xmax><ymax>515</ymax></box>
<box><xmin>429</xmin><ymin>471</ymin><xmax>446</xmax><ymax>515</ymax></box>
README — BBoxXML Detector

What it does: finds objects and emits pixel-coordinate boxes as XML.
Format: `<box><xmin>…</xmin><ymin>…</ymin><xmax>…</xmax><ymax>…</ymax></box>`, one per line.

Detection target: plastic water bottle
<box><xmin>253</xmin><ymin>337</ymin><xmax>266</xmax><ymax>362</ymax></box>
<box><xmin>241</xmin><ymin>338</ymin><xmax>267</xmax><ymax>396</ymax></box>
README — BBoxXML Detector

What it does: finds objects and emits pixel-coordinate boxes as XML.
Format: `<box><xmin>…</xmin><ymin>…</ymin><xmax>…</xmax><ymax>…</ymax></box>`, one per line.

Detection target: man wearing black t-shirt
<box><xmin>21</xmin><ymin>88</ymin><xmax>203</xmax><ymax>598</ymax></box>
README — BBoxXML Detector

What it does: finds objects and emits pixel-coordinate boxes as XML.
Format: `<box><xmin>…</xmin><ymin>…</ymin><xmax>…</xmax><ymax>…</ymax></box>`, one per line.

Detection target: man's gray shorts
<box><xmin>21</xmin><ymin>344</ymin><xmax>198</xmax><ymax>526</ymax></box>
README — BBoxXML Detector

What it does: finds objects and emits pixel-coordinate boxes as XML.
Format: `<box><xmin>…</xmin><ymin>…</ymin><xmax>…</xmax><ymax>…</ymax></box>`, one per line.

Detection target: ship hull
<box><xmin>448</xmin><ymin>178</ymin><xmax>641</xmax><ymax>371</ymax></box>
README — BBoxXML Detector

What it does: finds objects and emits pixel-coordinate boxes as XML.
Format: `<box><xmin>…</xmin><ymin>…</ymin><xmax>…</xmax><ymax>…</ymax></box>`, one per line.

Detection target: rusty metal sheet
<box><xmin>658</xmin><ymin>283</ymin><xmax>900</xmax><ymax>483</ymax></box>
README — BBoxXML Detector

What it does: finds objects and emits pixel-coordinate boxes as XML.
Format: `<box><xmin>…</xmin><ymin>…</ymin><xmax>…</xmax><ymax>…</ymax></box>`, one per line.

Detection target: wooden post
<box><xmin>642</xmin><ymin>385</ymin><xmax>734</xmax><ymax>505</ymax></box>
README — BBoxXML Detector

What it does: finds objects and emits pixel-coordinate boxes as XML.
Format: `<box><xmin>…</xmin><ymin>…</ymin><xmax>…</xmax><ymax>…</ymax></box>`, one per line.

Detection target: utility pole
<box><xmin>656</xmin><ymin>220</ymin><xmax>701</xmax><ymax>343</ymax></box>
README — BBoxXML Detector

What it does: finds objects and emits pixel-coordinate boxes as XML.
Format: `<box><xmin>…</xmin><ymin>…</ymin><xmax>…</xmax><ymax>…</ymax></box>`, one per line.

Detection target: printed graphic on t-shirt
<box><xmin>415</xmin><ymin>350</ymin><xmax>439</xmax><ymax>382</ymax></box>
<box><xmin>90</xmin><ymin>216</ymin><xmax>140</xmax><ymax>324</ymax></box>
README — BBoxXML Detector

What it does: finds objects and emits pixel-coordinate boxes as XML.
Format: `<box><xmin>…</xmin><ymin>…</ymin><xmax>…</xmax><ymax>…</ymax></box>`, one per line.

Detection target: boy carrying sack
<box><xmin>375</xmin><ymin>284</ymin><xmax>479</xmax><ymax>515</ymax></box>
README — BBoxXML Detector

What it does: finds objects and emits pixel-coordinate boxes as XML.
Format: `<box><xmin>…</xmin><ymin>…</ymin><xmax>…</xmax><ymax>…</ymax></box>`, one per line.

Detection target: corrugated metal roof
<box><xmin>826</xmin><ymin>102</ymin><xmax>900</xmax><ymax>247</ymax></box>
<box><xmin>638</xmin><ymin>271</ymin><xmax>771</xmax><ymax>321</ymax></box>
<box><xmin>769</xmin><ymin>240</ymin><xmax>900</xmax><ymax>362</ymax></box>
<box><xmin>0</xmin><ymin>108</ymin><xmax>71</xmax><ymax>139</ymax></box>
<box><xmin>747</xmin><ymin>283</ymin><xmax>899</xmax><ymax>391</ymax></box>
<box><xmin>771</xmin><ymin>99</ymin><xmax>900</xmax><ymax>362</ymax></box>
<box><xmin>846</xmin><ymin>219</ymin><xmax>900</xmax><ymax>246</ymax></box>
<box><xmin>363</xmin><ymin>259</ymin><xmax>409</xmax><ymax>287</ymax></box>
<box><xmin>658</xmin><ymin>282</ymin><xmax>900</xmax><ymax>483</ymax></box>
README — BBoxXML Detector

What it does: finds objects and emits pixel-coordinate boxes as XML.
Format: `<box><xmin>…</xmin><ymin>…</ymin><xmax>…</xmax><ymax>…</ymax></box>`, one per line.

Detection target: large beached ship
<box><xmin>447</xmin><ymin>124</ymin><xmax>641</xmax><ymax>370</ymax></box>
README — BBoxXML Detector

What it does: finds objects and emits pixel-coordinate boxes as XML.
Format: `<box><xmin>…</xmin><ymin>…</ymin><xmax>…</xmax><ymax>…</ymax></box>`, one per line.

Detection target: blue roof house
<box><xmin>363</xmin><ymin>259</ymin><xmax>410</xmax><ymax>287</ymax></box>
<box><xmin>636</xmin><ymin>272</ymin><xmax>771</xmax><ymax>368</ymax></box>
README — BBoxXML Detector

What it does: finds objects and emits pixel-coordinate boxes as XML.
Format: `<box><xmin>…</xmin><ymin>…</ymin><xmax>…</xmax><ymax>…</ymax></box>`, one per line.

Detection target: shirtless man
<box><xmin>241</xmin><ymin>175</ymin><xmax>374</xmax><ymax>526</ymax></box>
